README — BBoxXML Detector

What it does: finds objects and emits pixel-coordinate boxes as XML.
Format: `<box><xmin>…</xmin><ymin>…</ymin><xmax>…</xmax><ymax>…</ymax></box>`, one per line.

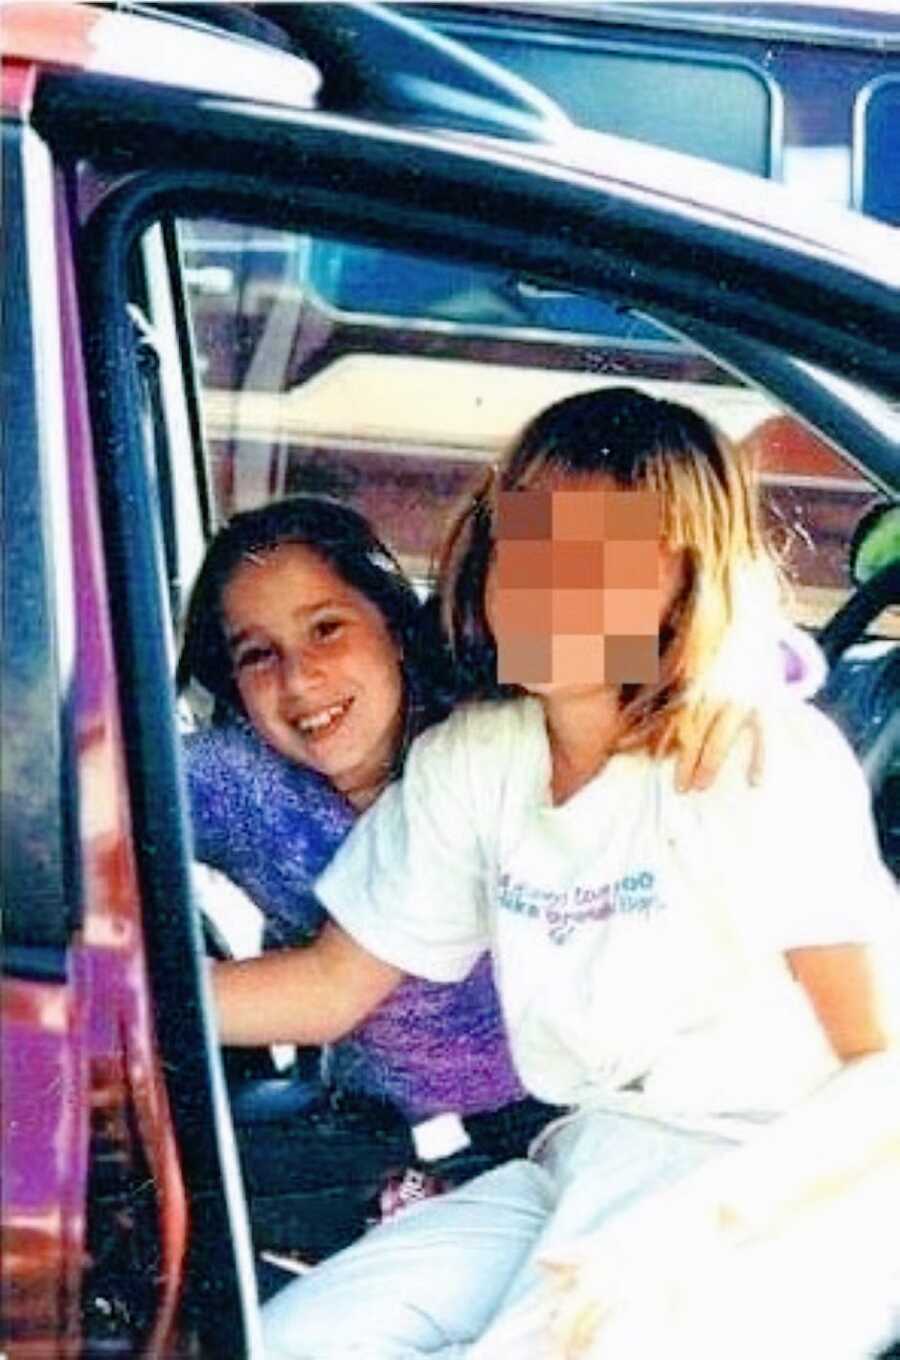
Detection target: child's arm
<box><xmin>212</xmin><ymin>921</ymin><xmax>404</xmax><ymax>1046</ymax></box>
<box><xmin>787</xmin><ymin>940</ymin><xmax>900</xmax><ymax>1061</ymax></box>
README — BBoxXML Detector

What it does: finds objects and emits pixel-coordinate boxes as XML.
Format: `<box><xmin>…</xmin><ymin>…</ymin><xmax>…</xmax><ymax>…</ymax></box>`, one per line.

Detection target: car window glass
<box><xmin>417</xmin><ymin>9</ymin><xmax>898</xmax><ymax>226</ymax></box>
<box><xmin>856</xmin><ymin>76</ymin><xmax>900</xmax><ymax>225</ymax></box>
<box><xmin>433</xmin><ymin>26</ymin><xmax>775</xmax><ymax>174</ymax></box>
<box><xmin>169</xmin><ymin>217</ymin><xmax>897</xmax><ymax>643</ymax></box>
<box><xmin>180</xmin><ymin>220</ymin><xmax>679</xmax><ymax>345</ymax></box>
<box><xmin>1</xmin><ymin>129</ymin><xmax>77</xmax><ymax>955</ymax></box>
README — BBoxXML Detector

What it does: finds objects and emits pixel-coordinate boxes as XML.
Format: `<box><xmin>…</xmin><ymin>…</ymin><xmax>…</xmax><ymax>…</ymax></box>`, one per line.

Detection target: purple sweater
<box><xmin>185</xmin><ymin>723</ymin><xmax>525</xmax><ymax>1121</ymax></box>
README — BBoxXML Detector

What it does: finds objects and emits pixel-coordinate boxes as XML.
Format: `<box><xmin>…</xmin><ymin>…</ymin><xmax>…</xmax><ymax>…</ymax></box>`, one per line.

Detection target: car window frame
<box><xmin>62</xmin><ymin>91</ymin><xmax>899</xmax><ymax>973</ymax></box>
<box><xmin>132</xmin><ymin>217</ymin><xmax>213</xmax><ymax>620</ymax></box>
<box><xmin>64</xmin><ymin>88</ymin><xmax>898</xmax><ymax>1349</ymax></box>
<box><xmin>36</xmin><ymin>72</ymin><xmax>900</xmax><ymax>398</ymax></box>
<box><xmin>73</xmin><ymin>187</ymin><xmax>264</xmax><ymax>1360</ymax></box>
<box><xmin>1</xmin><ymin>117</ymin><xmax>80</xmax><ymax>972</ymax></box>
<box><xmin>69</xmin><ymin>112</ymin><xmax>898</xmax><ymax>950</ymax></box>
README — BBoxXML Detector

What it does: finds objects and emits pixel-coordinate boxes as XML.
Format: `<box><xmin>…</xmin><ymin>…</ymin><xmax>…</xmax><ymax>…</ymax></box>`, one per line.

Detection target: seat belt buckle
<box><xmin>411</xmin><ymin>1112</ymin><xmax>471</xmax><ymax>1162</ymax></box>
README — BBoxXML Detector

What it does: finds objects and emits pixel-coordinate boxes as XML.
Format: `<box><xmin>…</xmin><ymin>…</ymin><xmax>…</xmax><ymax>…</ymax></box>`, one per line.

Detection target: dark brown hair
<box><xmin>178</xmin><ymin>495</ymin><xmax>453</xmax><ymax>759</ymax></box>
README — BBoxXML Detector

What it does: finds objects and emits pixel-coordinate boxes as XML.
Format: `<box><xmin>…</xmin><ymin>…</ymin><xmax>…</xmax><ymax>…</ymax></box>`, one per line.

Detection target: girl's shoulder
<box><xmin>418</xmin><ymin>694</ymin><xmax>538</xmax><ymax>743</ymax></box>
<box><xmin>764</xmin><ymin>699</ymin><xmax>867</xmax><ymax>789</ymax></box>
<box><xmin>184</xmin><ymin>721</ymin><xmax>326</xmax><ymax>789</ymax></box>
<box><xmin>183</xmin><ymin>722</ymin><xmax>354</xmax><ymax>827</ymax></box>
<box><xmin>409</xmin><ymin>696</ymin><xmax>541</xmax><ymax>773</ymax></box>
<box><xmin>399</xmin><ymin>698</ymin><xmax>543</xmax><ymax>826</ymax></box>
<box><xmin>183</xmin><ymin>720</ymin><xmax>270</xmax><ymax>779</ymax></box>
<box><xmin>690</xmin><ymin>697</ymin><xmax>875</xmax><ymax>838</ymax></box>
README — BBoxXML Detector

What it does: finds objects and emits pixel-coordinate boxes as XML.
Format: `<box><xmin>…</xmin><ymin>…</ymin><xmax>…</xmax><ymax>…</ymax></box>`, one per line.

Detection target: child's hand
<box><xmin>674</xmin><ymin>701</ymin><xmax>764</xmax><ymax>793</ymax></box>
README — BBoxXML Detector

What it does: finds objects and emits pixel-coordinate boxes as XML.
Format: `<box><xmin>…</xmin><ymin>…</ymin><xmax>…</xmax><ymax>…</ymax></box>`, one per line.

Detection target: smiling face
<box><xmin>222</xmin><ymin>542</ymin><xmax>405</xmax><ymax>809</ymax></box>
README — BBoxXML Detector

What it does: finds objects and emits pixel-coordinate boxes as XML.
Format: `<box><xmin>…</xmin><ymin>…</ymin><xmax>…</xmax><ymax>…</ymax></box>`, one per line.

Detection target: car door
<box><xmin>6</xmin><ymin>11</ymin><xmax>898</xmax><ymax>1356</ymax></box>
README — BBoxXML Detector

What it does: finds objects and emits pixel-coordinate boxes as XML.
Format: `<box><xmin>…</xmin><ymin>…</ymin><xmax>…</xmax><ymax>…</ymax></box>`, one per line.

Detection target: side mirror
<box><xmin>850</xmin><ymin>502</ymin><xmax>900</xmax><ymax>586</ymax></box>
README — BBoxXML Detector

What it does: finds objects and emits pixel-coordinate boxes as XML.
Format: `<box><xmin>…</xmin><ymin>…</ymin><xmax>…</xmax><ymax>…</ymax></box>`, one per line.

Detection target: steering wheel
<box><xmin>816</xmin><ymin>559</ymin><xmax>900</xmax><ymax>875</ymax></box>
<box><xmin>817</xmin><ymin>562</ymin><xmax>900</xmax><ymax>671</ymax></box>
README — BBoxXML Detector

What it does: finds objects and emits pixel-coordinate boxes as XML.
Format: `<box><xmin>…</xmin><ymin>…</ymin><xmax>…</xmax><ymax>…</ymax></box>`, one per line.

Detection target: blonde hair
<box><xmin>438</xmin><ymin>386</ymin><xmax>778</xmax><ymax>758</ymax></box>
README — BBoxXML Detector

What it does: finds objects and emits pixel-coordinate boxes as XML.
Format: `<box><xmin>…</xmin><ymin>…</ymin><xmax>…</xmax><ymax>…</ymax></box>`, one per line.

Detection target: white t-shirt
<box><xmin>317</xmin><ymin>697</ymin><xmax>898</xmax><ymax>1136</ymax></box>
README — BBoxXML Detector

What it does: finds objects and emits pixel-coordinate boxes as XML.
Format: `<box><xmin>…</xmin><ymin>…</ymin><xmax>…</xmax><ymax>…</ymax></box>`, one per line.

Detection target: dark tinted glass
<box><xmin>1</xmin><ymin>128</ymin><xmax>75</xmax><ymax>954</ymax></box>
<box><xmin>858</xmin><ymin>78</ymin><xmax>900</xmax><ymax>225</ymax></box>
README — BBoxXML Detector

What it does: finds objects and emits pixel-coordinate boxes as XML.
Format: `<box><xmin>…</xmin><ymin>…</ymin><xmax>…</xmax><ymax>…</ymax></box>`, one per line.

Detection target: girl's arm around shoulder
<box><xmin>212</xmin><ymin>922</ymin><xmax>404</xmax><ymax>1047</ymax></box>
<box><xmin>671</xmin><ymin>623</ymin><xmax>827</xmax><ymax>793</ymax></box>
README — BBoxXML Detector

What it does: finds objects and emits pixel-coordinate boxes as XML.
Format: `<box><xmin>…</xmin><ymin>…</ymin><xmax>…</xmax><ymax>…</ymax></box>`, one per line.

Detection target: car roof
<box><xmin>483</xmin><ymin>124</ymin><xmax>900</xmax><ymax>288</ymax></box>
<box><xmin>8</xmin><ymin>4</ymin><xmax>892</xmax><ymax>290</ymax></box>
<box><xmin>8</xmin><ymin>0</ymin><xmax>898</xmax><ymax>404</ymax></box>
<box><xmin>2</xmin><ymin>1</ymin><xmax>571</xmax><ymax>141</ymax></box>
<box><xmin>2</xmin><ymin>2</ymin><xmax>322</xmax><ymax>108</ymax></box>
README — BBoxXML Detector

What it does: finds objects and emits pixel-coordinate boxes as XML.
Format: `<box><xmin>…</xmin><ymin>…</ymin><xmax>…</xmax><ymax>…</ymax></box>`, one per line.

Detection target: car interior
<box><xmin>121</xmin><ymin>201</ymin><xmax>900</xmax><ymax>1295</ymax></box>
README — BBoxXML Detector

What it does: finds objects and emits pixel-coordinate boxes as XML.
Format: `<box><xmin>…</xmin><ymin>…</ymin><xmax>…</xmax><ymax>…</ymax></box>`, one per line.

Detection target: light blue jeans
<box><xmin>262</xmin><ymin>1110</ymin><xmax>734</xmax><ymax>1359</ymax></box>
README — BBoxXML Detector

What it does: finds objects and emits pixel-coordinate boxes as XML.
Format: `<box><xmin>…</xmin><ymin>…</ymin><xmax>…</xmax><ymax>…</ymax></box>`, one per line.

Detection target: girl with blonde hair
<box><xmin>214</xmin><ymin>388</ymin><xmax>896</xmax><ymax>1358</ymax></box>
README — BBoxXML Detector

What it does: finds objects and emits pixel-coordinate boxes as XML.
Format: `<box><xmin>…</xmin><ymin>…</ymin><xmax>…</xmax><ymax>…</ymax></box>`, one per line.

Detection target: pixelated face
<box><xmin>485</xmin><ymin>482</ymin><xmax>685</xmax><ymax>690</ymax></box>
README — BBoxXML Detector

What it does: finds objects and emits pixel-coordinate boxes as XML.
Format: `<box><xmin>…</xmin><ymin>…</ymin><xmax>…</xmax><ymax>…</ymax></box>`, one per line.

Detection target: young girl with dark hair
<box><xmin>178</xmin><ymin>495</ymin><xmax>535</xmax><ymax>1128</ymax></box>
